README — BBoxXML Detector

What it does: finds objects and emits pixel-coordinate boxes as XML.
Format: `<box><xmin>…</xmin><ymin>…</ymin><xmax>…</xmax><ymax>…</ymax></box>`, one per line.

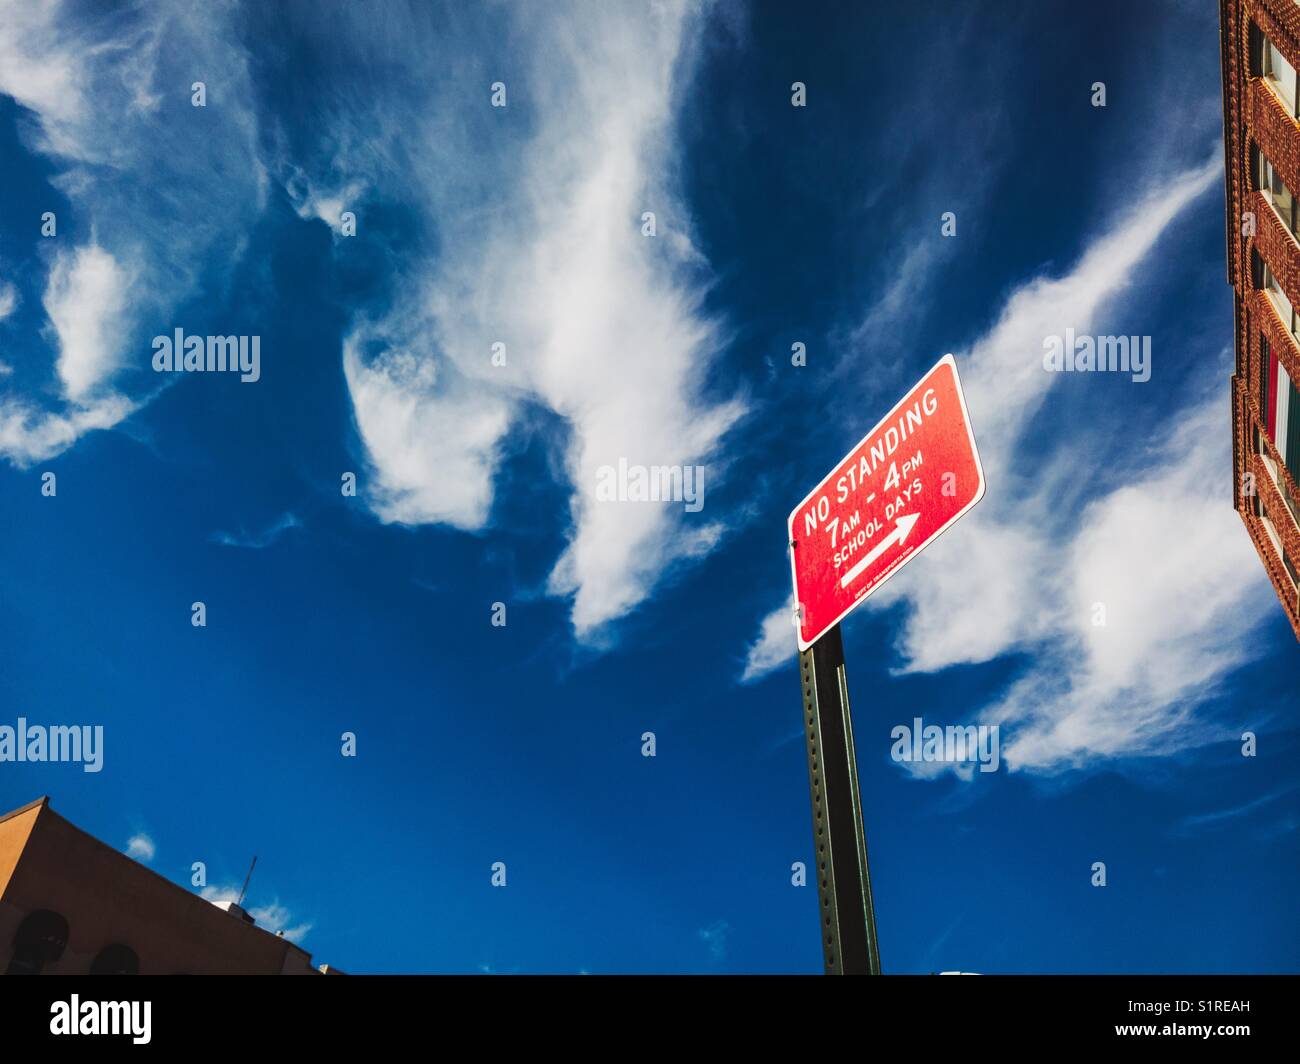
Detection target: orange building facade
<box><xmin>1222</xmin><ymin>0</ymin><xmax>1300</xmax><ymax>641</ymax></box>
<box><xmin>0</xmin><ymin>797</ymin><xmax>338</xmax><ymax>975</ymax></box>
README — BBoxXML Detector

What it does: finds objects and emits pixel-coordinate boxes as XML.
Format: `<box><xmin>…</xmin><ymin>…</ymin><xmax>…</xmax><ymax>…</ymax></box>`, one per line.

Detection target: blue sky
<box><xmin>0</xmin><ymin>0</ymin><xmax>1297</xmax><ymax>974</ymax></box>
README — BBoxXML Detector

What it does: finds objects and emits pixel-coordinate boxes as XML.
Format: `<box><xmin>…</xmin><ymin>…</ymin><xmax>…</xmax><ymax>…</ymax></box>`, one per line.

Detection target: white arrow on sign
<box><xmin>839</xmin><ymin>512</ymin><xmax>919</xmax><ymax>589</ymax></box>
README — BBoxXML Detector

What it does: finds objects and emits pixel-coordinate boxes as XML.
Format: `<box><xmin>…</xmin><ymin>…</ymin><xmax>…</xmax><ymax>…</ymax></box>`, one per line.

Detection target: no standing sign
<box><xmin>788</xmin><ymin>354</ymin><xmax>985</xmax><ymax>650</ymax></box>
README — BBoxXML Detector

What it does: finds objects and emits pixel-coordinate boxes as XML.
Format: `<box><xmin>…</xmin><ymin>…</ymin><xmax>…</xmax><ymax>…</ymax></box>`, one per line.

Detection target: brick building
<box><xmin>0</xmin><ymin>796</ymin><xmax>341</xmax><ymax>975</ymax></box>
<box><xmin>1222</xmin><ymin>0</ymin><xmax>1300</xmax><ymax>641</ymax></box>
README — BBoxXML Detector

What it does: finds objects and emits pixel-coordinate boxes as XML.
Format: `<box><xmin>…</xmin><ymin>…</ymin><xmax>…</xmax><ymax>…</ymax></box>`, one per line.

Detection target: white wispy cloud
<box><xmin>1175</xmin><ymin>784</ymin><xmax>1299</xmax><ymax>835</ymax></box>
<box><xmin>245</xmin><ymin>901</ymin><xmax>312</xmax><ymax>945</ymax></box>
<box><xmin>0</xmin><ymin>279</ymin><xmax>17</xmax><ymax>377</ymax></box>
<box><xmin>0</xmin><ymin>241</ymin><xmax>137</xmax><ymax>465</ymax></box>
<box><xmin>956</xmin><ymin>156</ymin><xmax>1224</xmax><ymax>480</ymax></box>
<box><xmin>300</xmin><ymin>1</ymin><xmax>743</xmax><ymax>640</ymax></box>
<box><xmin>0</xmin><ymin>0</ymin><xmax>266</xmax><ymax>465</ymax></box>
<box><xmin>125</xmin><ymin>833</ymin><xmax>155</xmax><ymax>863</ymax></box>
<box><xmin>0</xmin><ymin>0</ymin><xmax>84</xmax><ymax>144</ymax></box>
<box><xmin>211</xmin><ymin>513</ymin><xmax>302</xmax><ymax>550</ymax></box>
<box><xmin>44</xmin><ymin>243</ymin><xmax>131</xmax><ymax>401</ymax></box>
<box><xmin>0</xmin><ymin>393</ymin><xmax>136</xmax><ymax>466</ymax></box>
<box><xmin>343</xmin><ymin>333</ymin><xmax>511</xmax><ymax>530</ymax></box>
<box><xmin>698</xmin><ymin>918</ymin><xmax>732</xmax><ymax>961</ymax></box>
<box><xmin>887</xmin><ymin>158</ymin><xmax>1274</xmax><ymax>773</ymax></box>
<box><xmin>201</xmin><ymin>885</ymin><xmax>311</xmax><ymax>944</ymax></box>
<box><xmin>972</xmin><ymin>394</ymin><xmax>1270</xmax><ymax>774</ymax></box>
<box><xmin>740</xmin><ymin>598</ymin><xmax>797</xmax><ymax>683</ymax></box>
<box><xmin>284</xmin><ymin>168</ymin><xmax>365</xmax><ymax>236</ymax></box>
<box><xmin>741</xmin><ymin>158</ymin><xmax>1274</xmax><ymax>774</ymax></box>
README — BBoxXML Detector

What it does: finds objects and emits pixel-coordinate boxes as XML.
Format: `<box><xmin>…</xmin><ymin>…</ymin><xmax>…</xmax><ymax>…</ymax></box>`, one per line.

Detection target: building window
<box><xmin>1281</xmin><ymin>369</ymin><xmax>1300</xmax><ymax>490</ymax></box>
<box><xmin>1260</xmin><ymin>498</ymin><xmax>1285</xmax><ymax>558</ymax></box>
<box><xmin>6</xmin><ymin>910</ymin><xmax>70</xmax><ymax>975</ymax></box>
<box><xmin>1262</xmin><ymin>332</ymin><xmax>1271</xmax><ymax>416</ymax></box>
<box><xmin>1258</xmin><ymin>25</ymin><xmax>1300</xmax><ymax>117</ymax></box>
<box><xmin>88</xmin><ymin>943</ymin><xmax>140</xmax><ymax>975</ymax></box>
<box><xmin>1258</xmin><ymin>148</ymin><xmax>1300</xmax><ymax>239</ymax></box>
<box><xmin>1257</xmin><ymin>251</ymin><xmax>1300</xmax><ymax>347</ymax></box>
<box><xmin>1264</xmin><ymin>347</ymin><xmax>1300</xmax><ymax>476</ymax></box>
<box><xmin>1257</xmin><ymin>332</ymin><xmax>1300</xmax><ymax>528</ymax></box>
<box><xmin>1263</xmin><ymin>498</ymin><xmax>1300</xmax><ymax>592</ymax></box>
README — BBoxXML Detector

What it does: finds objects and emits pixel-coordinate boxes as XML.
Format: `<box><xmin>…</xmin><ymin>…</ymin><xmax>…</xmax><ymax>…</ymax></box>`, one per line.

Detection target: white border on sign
<box><xmin>786</xmin><ymin>352</ymin><xmax>987</xmax><ymax>652</ymax></box>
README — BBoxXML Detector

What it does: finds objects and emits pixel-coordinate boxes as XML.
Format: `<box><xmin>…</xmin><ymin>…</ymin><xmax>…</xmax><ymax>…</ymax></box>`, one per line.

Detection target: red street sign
<box><xmin>787</xmin><ymin>354</ymin><xmax>985</xmax><ymax>651</ymax></box>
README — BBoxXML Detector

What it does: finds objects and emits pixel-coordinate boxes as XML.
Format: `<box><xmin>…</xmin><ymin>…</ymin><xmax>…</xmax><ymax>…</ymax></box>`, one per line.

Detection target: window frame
<box><xmin>1259</xmin><ymin>26</ymin><xmax>1300</xmax><ymax>118</ymax></box>
<box><xmin>1258</xmin><ymin>252</ymin><xmax>1300</xmax><ymax>347</ymax></box>
<box><xmin>1257</xmin><ymin>148</ymin><xmax>1300</xmax><ymax>239</ymax></box>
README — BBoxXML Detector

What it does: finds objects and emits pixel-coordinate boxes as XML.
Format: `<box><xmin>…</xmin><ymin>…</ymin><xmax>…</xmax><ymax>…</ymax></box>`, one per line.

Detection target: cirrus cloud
<box><xmin>742</xmin><ymin>157</ymin><xmax>1274</xmax><ymax>776</ymax></box>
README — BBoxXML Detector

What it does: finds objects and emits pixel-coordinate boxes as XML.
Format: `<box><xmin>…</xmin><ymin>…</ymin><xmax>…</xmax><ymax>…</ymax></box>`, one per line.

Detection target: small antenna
<box><xmin>236</xmin><ymin>856</ymin><xmax>258</xmax><ymax>907</ymax></box>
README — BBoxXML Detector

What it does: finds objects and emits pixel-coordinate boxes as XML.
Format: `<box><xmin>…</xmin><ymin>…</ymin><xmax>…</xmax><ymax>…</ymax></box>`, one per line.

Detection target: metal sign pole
<box><xmin>799</xmin><ymin>622</ymin><xmax>881</xmax><ymax>974</ymax></box>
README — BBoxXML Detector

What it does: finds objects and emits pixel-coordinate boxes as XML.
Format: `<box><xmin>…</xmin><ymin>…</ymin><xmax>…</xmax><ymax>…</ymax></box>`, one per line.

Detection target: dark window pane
<box><xmin>88</xmin><ymin>943</ymin><xmax>140</xmax><ymax>976</ymax></box>
<box><xmin>6</xmin><ymin>910</ymin><xmax>70</xmax><ymax>975</ymax></box>
<box><xmin>1262</xmin><ymin>333</ymin><xmax>1271</xmax><ymax>416</ymax></box>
